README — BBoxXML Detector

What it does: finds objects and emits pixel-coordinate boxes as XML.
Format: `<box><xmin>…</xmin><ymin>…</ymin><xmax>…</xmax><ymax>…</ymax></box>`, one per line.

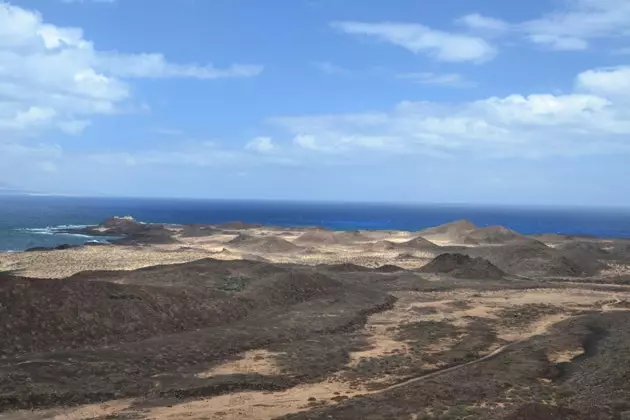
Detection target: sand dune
<box><xmin>294</xmin><ymin>230</ymin><xmax>339</xmax><ymax>246</ymax></box>
<box><xmin>420</xmin><ymin>219</ymin><xmax>477</xmax><ymax>236</ymax></box>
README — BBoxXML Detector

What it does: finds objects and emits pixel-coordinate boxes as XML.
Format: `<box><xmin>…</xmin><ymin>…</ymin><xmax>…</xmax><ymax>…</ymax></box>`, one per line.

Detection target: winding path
<box><xmin>383</xmin><ymin>340</ymin><xmax>525</xmax><ymax>392</ymax></box>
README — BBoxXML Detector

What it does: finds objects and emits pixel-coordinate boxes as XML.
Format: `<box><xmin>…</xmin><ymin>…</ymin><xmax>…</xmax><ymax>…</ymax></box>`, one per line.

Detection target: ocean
<box><xmin>1</xmin><ymin>195</ymin><xmax>630</xmax><ymax>252</ymax></box>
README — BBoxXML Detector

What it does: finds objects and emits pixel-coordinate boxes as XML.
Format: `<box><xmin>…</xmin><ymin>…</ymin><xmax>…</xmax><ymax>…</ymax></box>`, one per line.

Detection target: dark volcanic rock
<box><xmin>319</xmin><ymin>263</ymin><xmax>372</xmax><ymax>273</ymax></box>
<box><xmin>70</xmin><ymin>216</ymin><xmax>179</xmax><ymax>245</ymax></box>
<box><xmin>227</xmin><ymin>234</ymin><xmax>301</xmax><ymax>253</ymax></box>
<box><xmin>84</xmin><ymin>241</ymin><xmax>111</xmax><ymax>247</ymax></box>
<box><xmin>375</xmin><ymin>264</ymin><xmax>404</xmax><ymax>273</ymax></box>
<box><xmin>25</xmin><ymin>244</ymin><xmax>81</xmax><ymax>252</ymax></box>
<box><xmin>112</xmin><ymin>228</ymin><xmax>178</xmax><ymax>245</ymax></box>
<box><xmin>463</xmin><ymin>226</ymin><xmax>541</xmax><ymax>245</ymax></box>
<box><xmin>557</xmin><ymin>240</ymin><xmax>612</xmax><ymax>260</ymax></box>
<box><xmin>465</xmin><ymin>242</ymin><xmax>605</xmax><ymax>278</ymax></box>
<box><xmin>420</xmin><ymin>253</ymin><xmax>506</xmax><ymax>279</ymax></box>
<box><xmin>24</xmin><ymin>247</ymin><xmax>54</xmax><ymax>252</ymax></box>
<box><xmin>180</xmin><ymin>225</ymin><xmax>222</xmax><ymax>238</ymax></box>
<box><xmin>398</xmin><ymin>236</ymin><xmax>440</xmax><ymax>250</ymax></box>
<box><xmin>100</xmin><ymin>216</ymin><xmax>146</xmax><ymax>234</ymax></box>
<box><xmin>0</xmin><ymin>258</ymin><xmax>393</xmax><ymax>411</ymax></box>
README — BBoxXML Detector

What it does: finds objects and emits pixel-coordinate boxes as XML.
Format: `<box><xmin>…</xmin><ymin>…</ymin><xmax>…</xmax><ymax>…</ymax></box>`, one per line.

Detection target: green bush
<box><xmin>218</xmin><ymin>276</ymin><xmax>250</xmax><ymax>292</ymax></box>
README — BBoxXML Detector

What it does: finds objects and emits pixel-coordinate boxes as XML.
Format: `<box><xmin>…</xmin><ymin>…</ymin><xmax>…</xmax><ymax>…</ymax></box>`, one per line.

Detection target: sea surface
<box><xmin>1</xmin><ymin>195</ymin><xmax>630</xmax><ymax>252</ymax></box>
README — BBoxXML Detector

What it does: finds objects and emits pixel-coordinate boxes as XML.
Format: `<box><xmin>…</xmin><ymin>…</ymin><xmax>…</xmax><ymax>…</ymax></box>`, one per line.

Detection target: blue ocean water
<box><xmin>1</xmin><ymin>195</ymin><xmax>630</xmax><ymax>252</ymax></box>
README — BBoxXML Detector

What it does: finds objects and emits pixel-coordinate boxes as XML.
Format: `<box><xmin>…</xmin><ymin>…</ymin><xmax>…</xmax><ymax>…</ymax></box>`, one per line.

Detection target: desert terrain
<box><xmin>1</xmin><ymin>217</ymin><xmax>630</xmax><ymax>419</ymax></box>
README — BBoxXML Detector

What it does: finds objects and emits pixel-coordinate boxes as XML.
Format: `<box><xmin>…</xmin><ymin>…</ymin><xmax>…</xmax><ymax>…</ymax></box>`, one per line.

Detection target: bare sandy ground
<box><xmin>0</xmin><ymin>228</ymin><xmax>439</xmax><ymax>278</ymax></box>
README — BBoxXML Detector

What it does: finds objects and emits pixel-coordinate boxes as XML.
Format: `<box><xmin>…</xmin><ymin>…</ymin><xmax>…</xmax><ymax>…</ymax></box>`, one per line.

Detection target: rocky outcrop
<box><xmin>420</xmin><ymin>253</ymin><xmax>506</xmax><ymax>279</ymax></box>
<box><xmin>227</xmin><ymin>235</ymin><xmax>301</xmax><ymax>253</ymax></box>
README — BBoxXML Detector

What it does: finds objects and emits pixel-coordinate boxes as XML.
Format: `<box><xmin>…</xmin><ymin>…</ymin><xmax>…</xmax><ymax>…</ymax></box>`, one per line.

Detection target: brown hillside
<box><xmin>227</xmin><ymin>234</ymin><xmax>301</xmax><ymax>253</ymax></box>
<box><xmin>420</xmin><ymin>253</ymin><xmax>506</xmax><ymax>279</ymax></box>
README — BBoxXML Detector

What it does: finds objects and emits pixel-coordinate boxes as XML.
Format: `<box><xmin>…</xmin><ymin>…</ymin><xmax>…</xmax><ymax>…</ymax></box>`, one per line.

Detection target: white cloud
<box><xmin>397</xmin><ymin>72</ymin><xmax>474</xmax><ymax>87</ymax></box>
<box><xmin>291</xmin><ymin>133</ymin><xmax>399</xmax><ymax>153</ymax></box>
<box><xmin>293</xmin><ymin>135</ymin><xmax>318</xmax><ymax>150</ymax></box>
<box><xmin>152</xmin><ymin>128</ymin><xmax>184</xmax><ymax>136</ymax></box>
<box><xmin>34</xmin><ymin>64</ymin><xmax>629</xmax><ymax>182</ymax></box>
<box><xmin>39</xmin><ymin>161</ymin><xmax>59</xmax><ymax>173</ymax></box>
<box><xmin>95</xmin><ymin>54</ymin><xmax>263</xmax><ymax>79</ymax></box>
<box><xmin>57</xmin><ymin>119</ymin><xmax>91</xmax><ymax>135</ymax></box>
<box><xmin>313</xmin><ymin>61</ymin><xmax>350</xmax><ymax>75</ymax></box>
<box><xmin>331</xmin><ymin>21</ymin><xmax>496</xmax><ymax>63</ymax></box>
<box><xmin>88</xmin><ymin>139</ymin><xmax>297</xmax><ymax>168</ymax></box>
<box><xmin>0</xmin><ymin>3</ymin><xmax>262</xmax><ymax>139</ymax></box>
<box><xmin>456</xmin><ymin>14</ymin><xmax>509</xmax><ymax>35</ymax></box>
<box><xmin>526</xmin><ymin>34</ymin><xmax>588</xmax><ymax>51</ymax></box>
<box><xmin>272</xmin><ymin>66</ymin><xmax>630</xmax><ymax>158</ymax></box>
<box><xmin>460</xmin><ymin>0</ymin><xmax>630</xmax><ymax>52</ymax></box>
<box><xmin>521</xmin><ymin>0</ymin><xmax>630</xmax><ymax>50</ymax></box>
<box><xmin>0</xmin><ymin>140</ymin><xmax>64</xmax><ymax>181</ymax></box>
<box><xmin>576</xmin><ymin>66</ymin><xmax>630</xmax><ymax>97</ymax></box>
<box><xmin>245</xmin><ymin>136</ymin><xmax>275</xmax><ymax>153</ymax></box>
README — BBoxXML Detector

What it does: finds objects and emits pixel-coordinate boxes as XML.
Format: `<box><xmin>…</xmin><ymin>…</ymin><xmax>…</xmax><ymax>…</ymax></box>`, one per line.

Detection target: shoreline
<box><xmin>4</xmin><ymin>215</ymin><xmax>630</xmax><ymax>255</ymax></box>
<box><xmin>2</xmin><ymin>216</ymin><xmax>630</xmax><ymax>281</ymax></box>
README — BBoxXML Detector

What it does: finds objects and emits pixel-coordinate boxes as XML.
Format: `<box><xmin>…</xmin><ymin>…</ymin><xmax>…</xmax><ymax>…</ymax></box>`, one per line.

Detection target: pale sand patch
<box><xmin>476</xmin><ymin>288</ymin><xmax>628</xmax><ymax>308</ymax></box>
<box><xmin>548</xmin><ymin>348</ymin><xmax>585</xmax><ymax>364</ymax></box>
<box><xmin>51</xmin><ymin>400</ymin><xmax>133</xmax><ymax>420</ymax></box>
<box><xmin>145</xmin><ymin>381</ymin><xmax>366</xmax><ymax>420</ymax></box>
<box><xmin>415</xmin><ymin>234</ymin><xmax>477</xmax><ymax>247</ymax></box>
<box><xmin>264</xmin><ymin>248</ymin><xmax>403</xmax><ymax>268</ymax></box>
<box><xmin>0</xmin><ymin>226</ymin><xmax>448</xmax><ymax>278</ymax></box>
<box><xmin>0</xmin><ymin>400</ymin><xmax>134</xmax><ymax>420</ymax></box>
<box><xmin>600</xmin><ymin>263</ymin><xmax>630</xmax><ymax>278</ymax></box>
<box><xmin>197</xmin><ymin>350</ymin><xmax>284</xmax><ymax>378</ymax></box>
<box><xmin>499</xmin><ymin>313</ymin><xmax>570</xmax><ymax>342</ymax></box>
<box><xmin>348</xmin><ymin>330</ymin><xmax>408</xmax><ymax>367</ymax></box>
<box><xmin>359</xmin><ymin>230</ymin><xmax>416</xmax><ymax>242</ymax></box>
<box><xmin>0</xmin><ymin>246</ymin><xmax>214</xmax><ymax>279</ymax></box>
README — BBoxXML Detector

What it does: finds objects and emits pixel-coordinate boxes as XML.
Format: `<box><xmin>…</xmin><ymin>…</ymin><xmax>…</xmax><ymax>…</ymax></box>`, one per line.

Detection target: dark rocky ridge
<box><xmin>0</xmin><ymin>259</ymin><xmax>394</xmax><ymax>411</ymax></box>
<box><xmin>398</xmin><ymin>236</ymin><xmax>440</xmax><ymax>250</ymax></box>
<box><xmin>57</xmin><ymin>216</ymin><xmax>178</xmax><ymax>246</ymax></box>
<box><xmin>227</xmin><ymin>234</ymin><xmax>302</xmax><ymax>253</ymax></box>
<box><xmin>465</xmin><ymin>242</ymin><xmax>607</xmax><ymax>278</ymax></box>
<box><xmin>420</xmin><ymin>253</ymin><xmax>506</xmax><ymax>279</ymax></box>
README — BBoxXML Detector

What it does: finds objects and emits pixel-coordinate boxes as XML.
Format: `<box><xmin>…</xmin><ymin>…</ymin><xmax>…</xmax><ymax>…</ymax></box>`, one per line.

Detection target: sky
<box><xmin>1</xmin><ymin>0</ymin><xmax>630</xmax><ymax>206</ymax></box>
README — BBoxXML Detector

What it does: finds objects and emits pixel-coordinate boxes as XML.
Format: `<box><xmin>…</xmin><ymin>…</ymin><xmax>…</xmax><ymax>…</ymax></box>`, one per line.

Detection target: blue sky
<box><xmin>1</xmin><ymin>0</ymin><xmax>630</xmax><ymax>206</ymax></box>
